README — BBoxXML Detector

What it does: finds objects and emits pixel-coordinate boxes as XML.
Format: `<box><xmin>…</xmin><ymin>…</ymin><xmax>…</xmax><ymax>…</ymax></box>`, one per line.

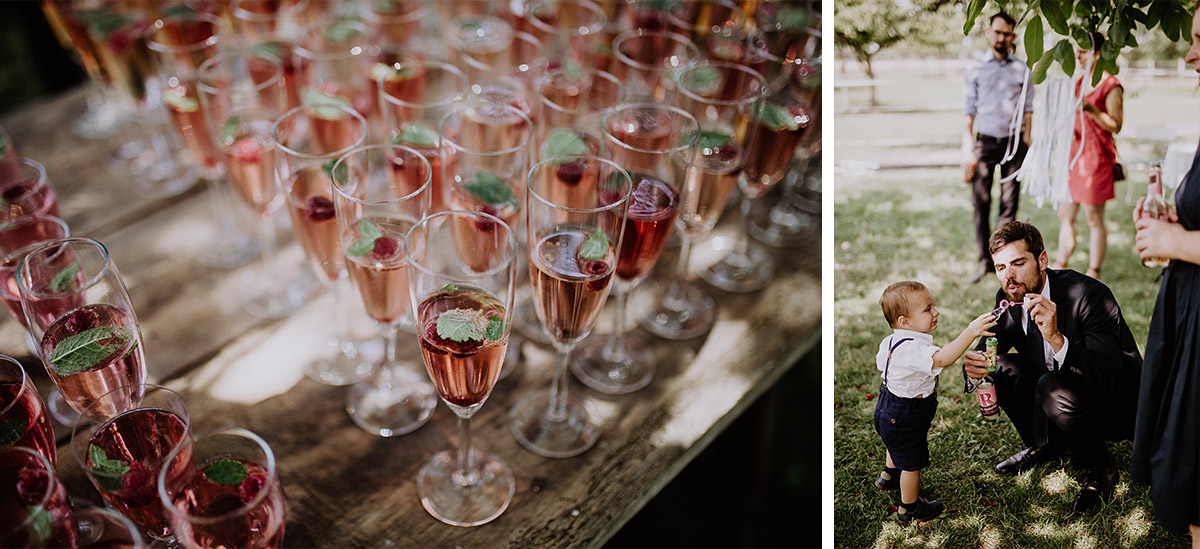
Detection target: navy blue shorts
<box><xmin>873</xmin><ymin>383</ymin><xmax>937</xmax><ymax>471</ymax></box>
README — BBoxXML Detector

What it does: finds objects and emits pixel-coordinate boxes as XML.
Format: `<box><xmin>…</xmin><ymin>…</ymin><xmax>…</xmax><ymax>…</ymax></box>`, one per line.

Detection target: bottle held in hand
<box><xmin>1138</xmin><ymin>162</ymin><xmax>1170</xmax><ymax>268</ymax></box>
<box><xmin>977</xmin><ymin>376</ymin><xmax>999</xmax><ymax>421</ymax></box>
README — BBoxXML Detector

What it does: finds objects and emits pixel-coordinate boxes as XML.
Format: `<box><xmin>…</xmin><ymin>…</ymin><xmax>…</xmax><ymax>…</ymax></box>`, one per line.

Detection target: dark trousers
<box><xmin>972</xmin><ymin>135</ymin><xmax>1027</xmax><ymax>264</ymax></box>
<box><xmin>992</xmin><ymin>354</ymin><xmax>1122</xmax><ymax>468</ymax></box>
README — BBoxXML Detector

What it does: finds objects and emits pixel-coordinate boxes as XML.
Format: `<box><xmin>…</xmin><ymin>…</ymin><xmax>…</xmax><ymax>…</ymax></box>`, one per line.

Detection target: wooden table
<box><xmin>1</xmin><ymin>86</ymin><xmax>820</xmax><ymax>548</ymax></box>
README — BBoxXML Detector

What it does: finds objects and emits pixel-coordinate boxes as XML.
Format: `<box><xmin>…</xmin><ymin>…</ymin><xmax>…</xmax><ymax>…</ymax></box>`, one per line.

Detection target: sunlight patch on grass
<box><xmin>872</xmin><ymin>522</ymin><xmax>949</xmax><ymax>548</ymax></box>
<box><xmin>902</xmin><ymin>192</ymin><xmax>967</xmax><ymax>213</ymax></box>
<box><xmin>1041</xmin><ymin>469</ymin><xmax>1075</xmax><ymax>495</ymax></box>
<box><xmin>1028</xmin><ymin>520</ymin><xmax>1072</xmax><ymax>541</ymax></box>
<box><xmin>979</xmin><ymin>526</ymin><xmax>1002</xmax><ymax>549</ymax></box>
<box><xmin>1116</xmin><ymin>506</ymin><xmax>1152</xmax><ymax>543</ymax></box>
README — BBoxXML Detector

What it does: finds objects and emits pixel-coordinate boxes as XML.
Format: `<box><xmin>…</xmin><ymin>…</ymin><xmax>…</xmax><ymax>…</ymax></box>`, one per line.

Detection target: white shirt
<box><xmin>1021</xmin><ymin>280</ymin><xmax>1070</xmax><ymax>370</ymax></box>
<box><xmin>876</xmin><ymin>329</ymin><xmax>941</xmax><ymax>398</ymax></box>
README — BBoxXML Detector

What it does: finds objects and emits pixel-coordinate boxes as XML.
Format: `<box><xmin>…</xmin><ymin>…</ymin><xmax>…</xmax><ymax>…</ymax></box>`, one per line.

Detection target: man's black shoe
<box><xmin>1071</xmin><ymin>465</ymin><xmax>1118</xmax><ymax>516</ymax></box>
<box><xmin>967</xmin><ymin>262</ymin><xmax>993</xmax><ymax>284</ymax></box>
<box><xmin>994</xmin><ymin>445</ymin><xmax>1061</xmax><ymax>475</ymax></box>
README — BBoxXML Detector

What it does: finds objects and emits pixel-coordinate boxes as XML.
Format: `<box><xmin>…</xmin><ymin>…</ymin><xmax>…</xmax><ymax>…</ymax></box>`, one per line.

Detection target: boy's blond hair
<box><xmin>880</xmin><ymin>281</ymin><xmax>928</xmax><ymax>327</ymax></box>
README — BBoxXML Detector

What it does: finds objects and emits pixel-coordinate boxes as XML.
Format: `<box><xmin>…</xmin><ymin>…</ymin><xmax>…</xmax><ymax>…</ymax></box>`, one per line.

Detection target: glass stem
<box><xmin>602</xmin><ymin>289</ymin><xmax>629</xmax><ymax>360</ymax></box>
<box><xmin>206</xmin><ymin>176</ymin><xmax>239</xmax><ymax>241</ymax></box>
<box><xmin>548</xmin><ymin>347</ymin><xmax>572</xmax><ymax>422</ymax></box>
<box><xmin>380</xmin><ymin>323</ymin><xmax>398</xmax><ymax>367</ymax></box>
<box><xmin>730</xmin><ymin>194</ymin><xmax>754</xmax><ymax>259</ymax></box>
<box><xmin>455</xmin><ymin>415</ymin><xmax>476</xmax><ymax>486</ymax></box>
<box><xmin>257</xmin><ymin>216</ymin><xmax>282</xmax><ymax>295</ymax></box>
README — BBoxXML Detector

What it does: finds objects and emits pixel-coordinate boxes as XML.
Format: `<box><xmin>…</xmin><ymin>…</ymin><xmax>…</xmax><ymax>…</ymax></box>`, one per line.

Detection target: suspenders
<box><xmin>882</xmin><ymin>336</ymin><xmax>914</xmax><ymax>393</ymax></box>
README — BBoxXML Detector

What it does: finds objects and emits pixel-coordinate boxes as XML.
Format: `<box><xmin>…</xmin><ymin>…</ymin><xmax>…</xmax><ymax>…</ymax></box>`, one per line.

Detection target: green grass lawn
<box><xmin>832</xmin><ymin>167</ymin><xmax>1182</xmax><ymax>548</ymax></box>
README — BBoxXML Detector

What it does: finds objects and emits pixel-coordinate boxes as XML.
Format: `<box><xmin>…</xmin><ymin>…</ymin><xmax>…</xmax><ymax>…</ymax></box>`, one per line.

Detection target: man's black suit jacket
<box><xmin>978</xmin><ymin>269</ymin><xmax>1142</xmax><ymax>419</ymax></box>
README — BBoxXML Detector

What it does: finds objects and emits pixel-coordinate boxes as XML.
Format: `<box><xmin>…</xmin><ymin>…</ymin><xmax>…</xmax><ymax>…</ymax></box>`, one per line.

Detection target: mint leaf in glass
<box><xmin>26</xmin><ymin>505</ymin><xmax>51</xmax><ymax>545</ymax></box>
<box><xmin>302</xmin><ymin>86</ymin><xmax>351</xmax><ymax>120</ymax></box>
<box><xmin>463</xmin><ymin>172</ymin><xmax>516</xmax><ymax>206</ymax></box>
<box><xmin>696</xmin><ymin>130</ymin><xmax>732</xmax><ymax>152</ymax></box>
<box><xmin>371</xmin><ymin>61</ymin><xmax>415</xmax><ymax>83</ymax></box>
<box><xmin>485</xmin><ymin>315</ymin><xmax>504</xmax><ymax>342</ymax></box>
<box><xmin>220</xmin><ymin>115</ymin><xmax>240</xmax><ymax>144</ymax></box>
<box><xmin>392</xmin><ymin>122</ymin><xmax>439</xmax><ymax>148</ymax></box>
<box><xmin>325</xmin><ymin>20</ymin><xmax>359</xmax><ymax>44</ymax></box>
<box><xmin>248</xmin><ymin>42</ymin><xmax>285</xmax><ymax>59</ymax></box>
<box><xmin>436</xmin><ymin>309</ymin><xmax>488</xmax><ymax>342</ymax></box>
<box><xmin>50</xmin><ymin>262</ymin><xmax>80</xmax><ymax>294</ymax></box>
<box><xmin>88</xmin><ymin>444</ymin><xmax>131</xmax><ymax>491</ymax></box>
<box><xmin>544</xmin><ymin>128</ymin><xmax>588</xmax><ymax>163</ymax></box>
<box><xmin>0</xmin><ymin>419</ymin><xmax>25</xmax><ymax>448</ymax></box>
<box><xmin>563</xmin><ymin>59</ymin><xmax>584</xmax><ymax>80</ymax></box>
<box><xmin>761</xmin><ymin>103</ymin><xmax>801</xmax><ymax>132</ymax></box>
<box><xmin>578</xmin><ymin>230</ymin><xmax>609</xmax><ymax>261</ymax></box>
<box><xmin>347</xmin><ymin>219</ymin><xmax>383</xmax><ymax>257</ymax></box>
<box><xmin>49</xmin><ymin>325</ymin><xmax>134</xmax><ymax>377</ymax></box>
<box><xmin>163</xmin><ymin>87</ymin><xmax>199</xmax><ymax>113</ymax></box>
<box><xmin>204</xmin><ymin>459</ymin><xmax>249</xmax><ymax>485</ymax></box>
<box><xmin>442</xmin><ymin>284</ymin><xmax>458</xmax><ymax>292</ymax></box>
<box><xmin>681</xmin><ymin>66</ymin><xmax>722</xmax><ymax>94</ymax></box>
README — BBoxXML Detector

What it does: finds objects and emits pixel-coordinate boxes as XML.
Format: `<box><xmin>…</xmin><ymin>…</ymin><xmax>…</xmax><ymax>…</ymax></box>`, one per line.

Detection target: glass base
<box><xmin>699</xmin><ymin>242</ymin><xmax>776</xmax><ymax>293</ymax></box>
<box><xmin>747</xmin><ymin>192</ymin><xmax>819</xmax><ymax>249</ymax></box>
<box><xmin>72</xmin><ymin>100</ymin><xmax>131</xmax><ymax>140</ymax></box>
<box><xmin>47</xmin><ymin>388</ymin><xmax>83</xmax><ymax>428</ymax></box>
<box><xmin>512</xmin><ymin>289</ymin><xmax>552</xmax><ymax>347</ymax></box>
<box><xmin>509</xmin><ymin>389</ymin><xmax>600</xmax><ymax>458</ymax></box>
<box><xmin>240</xmin><ymin>263</ymin><xmax>315</xmax><ymax>319</ymax></box>
<box><xmin>130</xmin><ymin>153</ymin><xmax>199</xmax><ymax>199</ymax></box>
<box><xmin>346</xmin><ymin>364</ymin><xmax>437</xmax><ymax>437</ymax></box>
<box><xmin>304</xmin><ymin>338</ymin><xmax>375</xmax><ymax>386</ymax></box>
<box><xmin>417</xmin><ymin>449</ymin><xmax>514</xmax><ymax>527</ymax></box>
<box><xmin>196</xmin><ymin>231</ymin><xmax>259</xmax><ymax>270</ymax></box>
<box><xmin>571</xmin><ymin>332</ymin><xmax>655</xmax><ymax>394</ymax></box>
<box><xmin>640</xmin><ymin>281</ymin><xmax>715</xmax><ymax>340</ymax></box>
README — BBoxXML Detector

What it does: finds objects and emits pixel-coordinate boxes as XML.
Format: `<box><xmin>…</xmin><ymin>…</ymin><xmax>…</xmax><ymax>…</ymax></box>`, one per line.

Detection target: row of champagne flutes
<box><xmin>0</xmin><ymin>233</ymin><xmax>286</xmax><ymax>547</ymax></box>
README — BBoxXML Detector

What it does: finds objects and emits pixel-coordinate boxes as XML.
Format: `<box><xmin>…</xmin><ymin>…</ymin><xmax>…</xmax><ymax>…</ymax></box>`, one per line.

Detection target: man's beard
<box><xmin>1002</xmin><ymin>273</ymin><xmax>1045</xmax><ymax>302</ymax></box>
<box><xmin>992</xmin><ymin>42</ymin><xmax>1008</xmax><ymax>55</ymax></box>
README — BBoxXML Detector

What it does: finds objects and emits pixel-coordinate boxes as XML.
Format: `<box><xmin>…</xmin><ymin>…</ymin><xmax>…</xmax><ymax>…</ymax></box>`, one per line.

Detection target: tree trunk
<box><xmin>864</xmin><ymin>57</ymin><xmax>878</xmax><ymax>107</ymax></box>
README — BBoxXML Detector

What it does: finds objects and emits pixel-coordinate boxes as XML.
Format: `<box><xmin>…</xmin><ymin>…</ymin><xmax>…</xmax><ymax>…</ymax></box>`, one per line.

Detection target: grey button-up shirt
<box><xmin>964</xmin><ymin>51</ymin><xmax>1035</xmax><ymax>140</ymax></box>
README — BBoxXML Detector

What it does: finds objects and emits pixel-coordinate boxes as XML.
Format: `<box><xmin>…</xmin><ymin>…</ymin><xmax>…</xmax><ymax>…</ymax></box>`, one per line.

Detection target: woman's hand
<box><xmin>1132</xmin><ymin>197</ymin><xmax>1179</xmax><ymax>224</ymax></box>
<box><xmin>1135</xmin><ymin>216</ymin><xmax>1186</xmax><ymax>261</ymax></box>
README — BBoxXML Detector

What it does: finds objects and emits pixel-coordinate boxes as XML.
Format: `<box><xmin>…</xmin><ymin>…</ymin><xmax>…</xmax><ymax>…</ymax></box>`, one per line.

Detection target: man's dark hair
<box><xmin>990</xmin><ymin>11</ymin><xmax>1016</xmax><ymax>27</ymax></box>
<box><xmin>989</xmin><ymin>221</ymin><xmax>1045</xmax><ymax>258</ymax></box>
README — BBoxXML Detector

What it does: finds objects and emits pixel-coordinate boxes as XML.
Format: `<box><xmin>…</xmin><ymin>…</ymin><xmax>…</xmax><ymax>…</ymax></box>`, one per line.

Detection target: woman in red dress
<box><xmin>1053</xmin><ymin>33</ymin><xmax>1125</xmax><ymax>280</ymax></box>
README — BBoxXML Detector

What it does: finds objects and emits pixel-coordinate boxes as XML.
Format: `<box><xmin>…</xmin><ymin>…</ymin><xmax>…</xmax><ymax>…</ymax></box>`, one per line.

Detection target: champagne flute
<box><xmin>0</xmin><ymin>446</ymin><xmax>78</xmax><ymax>548</ymax></box>
<box><xmin>198</xmin><ymin>48</ymin><xmax>309</xmax><ymax>319</ymax></box>
<box><xmin>510</xmin><ymin>155</ymin><xmax>631</xmax><ymax>457</ymax></box>
<box><xmin>360</xmin><ymin>0</ymin><xmax>427</xmax><ymax>48</ymax></box>
<box><xmin>71</xmin><ymin>384</ymin><xmax>191</xmax><ymax>543</ymax></box>
<box><xmin>294</xmin><ymin>19</ymin><xmax>375</xmax><ymax>125</ymax></box>
<box><xmin>572</xmin><ymin>102</ymin><xmax>698</xmax><ymax>392</ymax></box>
<box><xmin>520</xmin><ymin>0</ymin><xmax>607</xmax><ymax>70</ymax></box>
<box><xmin>157</xmin><ymin>428</ymin><xmax>287</xmax><ymax>549</ymax></box>
<box><xmin>73</xmin><ymin>505</ymin><xmax>148</xmax><ymax>549</ymax></box>
<box><xmin>642</xmin><ymin>61</ymin><xmax>765</xmax><ymax>340</ymax></box>
<box><xmin>275</xmin><ymin>103</ymin><xmax>373</xmax><ymax>386</ymax></box>
<box><xmin>379</xmin><ymin>60</ymin><xmax>468</xmax><ymax>215</ymax></box>
<box><xmin>699</xmin><ymin>55</ymin><xmax>812</xmax><ymax>293</ymax></box>
<box><xmin>406</xmin><ymin>210</ymin><xmax>518</xmax><ymax>526</ymax></box>
<box><xmin>611</xmin><ymin>29</ymin><xmax>700</xmax><ymax>102</ymax></box>
<box><xmin>333</xmin><ymin>144</ymin><xmax>438</xmax><ymax>437</ymax></box>
<box><xmin>17</xmin><ymin>237</ymin><xmax>147</xmax><ymax>421</ymax></box>
<box><xmin>0</xmin><ymin>355</ymin><xmax>56</xmax><ymax>466</ymax></box>
<box><xmin>445</xmin><ymin>14</ymin><xmax>515</xmax><ymax>76</ymax></box>
<box><xmin>40</xmin><ymin>0</ymin><xmax>133</xmax><ymax>140</ymax></box>
<box><xmin>0</xmin><ymin>158</ymin><xmax>61</xmax><ymax>222</ymax></box>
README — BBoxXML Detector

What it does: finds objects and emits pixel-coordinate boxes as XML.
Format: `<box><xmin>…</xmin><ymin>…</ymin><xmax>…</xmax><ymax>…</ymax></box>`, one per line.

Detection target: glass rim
<box><xmin>5</xmin><ymin>157</ymin><xmax>48</xmax><ymax>194</ymax></box>
<box><xmin>601</xmin><ymin>102</ymin><xmax>701</xmax><ymax>156</ymax></box>
<box><xmin>0</xmin><ymin>214</ymin><xmax>70</xmax><ymax>270</ymax></box>
<box><xmin>294</xmin><ymin>20</ymin><xmax>372</xmax><ymax>59</ymax></box>
<box><xmin>666</xmin><ymin>0</ymin><xmax>745</xmax><ymax>29</ymax></box>
<box><xmin>378</xmin><ymin>60</ymin><xmax>467</xmax><ymax>109</ymax></box>
<box><xmin>157</xmin><ymin>427</ymin><xmax>279</xmax><ymax>526</ymax></box>
<box><xmin>0</xmin><ymin>355</ymin><xmax>29</xmax><ymax>419</ymax></box>
<box><xmin>0</xmin><ymin>446</ymin><xmax>58</xmax><ymax>522</ymax></box>
<box><xmin>272</xmin><ymin>104</ymin><xmax>368</xmax><ymax>160</ymax></box>
<box><xmin>70</xmin><ymin>384</ymin><xmax>189</xmax><ymax>473</ymax></box>
<box><xmin>439</xmin><ymin>102</ymin><xmax>535</xmax><ymax>157</ymax></box>
<box><xmin>536</xmin><ymin>67</ymin><xmax>625</xmax><ymax>117</ymax></box>
<box><xmin>403</xmin><ymin>210</ymin><xmax>519</xmax><ymax>281</ymax></box>
<box><xmin>461</xmin><ymin>30</ymin><xmax>545</xmax><ymax>74</ymax></box>
<box><xmin>330</xmin><ymin>143</ymin><xmax>433</xmax><ymax>206</ymax></box>
<box><xmin>612</xmin><ymin>29</ymin><xmax>700</xmax><ymax>72</ymax></box>
<box><xmin>231</xmin><ymin>0</ymin><xmax>310</xmax><ymax>24</ymax></box>
<box><xmin>16</xmin><ymin>236</ymin><xmax>111</xmax><ymax>300</ymax></box>
<box><xmin>361</xmin><ymin>0</ymin><xmax>426</xmax><ymax>23</ymax></box>
<box><xmin>196</xmin><ymin>48</ymin><xmax>284</xmax><ymax>98</ymax></box>
<box><xmin>146</xmin><ymin>12</ymin><xmax>222</xmax><ymax>54</ymax></box>
<box><xmin>72</xmin><ymin>506</ymin><xmax>146</xmax><ymax>549</ymax></box>
<box><xmin>525</xmin><ymin>0</ymin><xmax>607</xmax><ymax>37</ymax></box>
<box><xmin>526</xmin><ymin>155</ymin><xmax>632</xmax><ymax>213</ymax></box>
<box><xmin>676</xmin><ymin>61</ymin><xmax>767</xmax><ymax>107</ymax></box>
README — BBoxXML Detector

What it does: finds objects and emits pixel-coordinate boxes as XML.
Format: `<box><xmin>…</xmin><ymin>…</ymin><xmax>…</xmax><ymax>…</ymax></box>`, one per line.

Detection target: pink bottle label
<box><xmin>977</xmin><ymin>385</ymin><xmax>999</xmax><ymax>417</ymax></box>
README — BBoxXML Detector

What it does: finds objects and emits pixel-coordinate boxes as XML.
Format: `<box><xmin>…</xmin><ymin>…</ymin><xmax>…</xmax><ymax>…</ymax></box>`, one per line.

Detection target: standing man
<box><xmin>963</xmin><ymin>11</ymin><xmax>1034</xmax><ymax>283</ymax></box>
<box><xmin>963</xmin><ymin>221</ymin><xmax>1141</xmax><ymax>515</ymax></box>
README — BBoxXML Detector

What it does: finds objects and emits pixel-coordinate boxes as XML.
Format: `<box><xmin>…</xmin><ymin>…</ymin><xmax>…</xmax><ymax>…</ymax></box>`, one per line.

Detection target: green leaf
<box><xmin>463</xmin><ymin>172</ymin><xmax>516</xmax><ymax>206</ymax></box>
<box><xmin>578</xmin><ymin>230</ymin><xmax>609</xmax><ymax>261</ymax></box>
<box><xmin>436</xmin><ymin>308</ymin><xmax>487</xmax><ymax>342</ymax></box>
<box><xmin>162</xmin><ymin>87</ymin><xmax>199</xmax><ymax>113</ymax></box>
<box><xmin>347</xmin><ymin>219</ymin><xmax>383</xmax><ymax>257</ymax></box>
<box><xmin>392</xmin><ymin>122</ymin><xmax>439</xmax><ymax>148</ymax></box>
<box><xmin>563</xmin><ymin>59</ymin><xmax>584</xmax><ymax>81</ymax></box>
<box><xmin>48</xmin><ymin>325</ymin><xmax>133</xmax><ymax>376</ymax></box>
<box><xmin>248</xmin><ymin>42</ymin><xmax>285</xmax><ymax>59</ymax></box>
<box><xmin>544</xmin><ymin>128</ymin><xmax>588</xmax><ymax>162</ymax></box>
<box><xmin>371</xmin><ymin>61</ymin><xmax>415</xmax><ymax>82</ymax></box>
<box><xmin>761</xmin><ymin>103</ymin><xmax>800</xmax><ymax>132</ymax></box>
<box><xmin>302</xmin><ymin>86</ymin><xmax>350</xmax><ymax>120</ymax></box>
<box><xmin>1042</xmin><ymin>0</ymin><xmax>1070</xmax><ymax>36</ymax></box>
<box><xmin>88</xmin><ymin>444</ymin><xmax>131</xmax><ymax>489</ymax></box>
<box><xmin>963</xmin><ymin>0</ymin><xmax>985</xmax><ymax>35</ymax></box>
<box><xmin>220</xmin><ymin>115</ymin><xmax>240</xmax><ymax>144</ymax></box>
<box><xmin>1053</xmin><ymin>39</ymin><xmax>1075</xmax><ymax>76</ymax></box>
<box><xmin>325</xmin><ymin>19</ymin><xmax>359</xmax><ymax>44</ymax></box>
<box><xmin>485</xmin><ymin>314</ymin><xmax>504</xmax><ymax>342</ymax></box>
<box><xmin>1031</xmin><ymin>47</ymin><xmax>1055</xmax><ymax>84</ymax></box>
<box><xmin>50</xmin><ymin>262</ymin><xmax>79</xmax><ymax>293</ymax></box>
<box><xmin>696</xmin><ymin>130</ymin><xmax>732</xmax><ymax>152</ymax></box>
<box><xmin>26</xmin><ymin>505</ymin><xmax>51</xmax><ymax>544</ymax></box>
<box><xmin>0</xmin><ymin>419</ymin><xmax>25</xmax><ymax>448</ymax></box>
<box><xmin>1109</xmin><ymin>13</ymin><xmax>1131</xmax><ymax>51</ymax></box>
<box><xmin>442</xmin><ymin>284</ymin><xmax>458</xmax><ymax>292</ymax></box>
<box><xmin>681</xmin><ymin>66</ymin><xmax>722</xmax><ymax>93</ymax></box>
<box><xmin>327</xmin><ymin>159</ymin><xmax>349</xmax><ymax>186</ymax></box>
<box><xmin>1024</xmin><ymin>16</ymin><xmax>1044</xmax><ymax>66</ymax></box>
<box><xmin>204</xmin><ymin>459</ymin><xmax>248</xmax><ymax>485</ymax></box>
<box><xmin>1070</xmin><ymin>25</ymin><xmax>1092</xmax><ymax>50</ymax></box>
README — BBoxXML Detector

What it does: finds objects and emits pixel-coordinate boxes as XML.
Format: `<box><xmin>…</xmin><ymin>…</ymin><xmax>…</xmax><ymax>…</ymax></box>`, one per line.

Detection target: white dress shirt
<box><xmin>1021</xmin><ymin>281</ymin><xmax>1070</xmax><ymax>370</ymax></box>
<box><xmin>876</xmin><ymin>329</ymin><xmax>941</xmax><ymax>398</ymax></box>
